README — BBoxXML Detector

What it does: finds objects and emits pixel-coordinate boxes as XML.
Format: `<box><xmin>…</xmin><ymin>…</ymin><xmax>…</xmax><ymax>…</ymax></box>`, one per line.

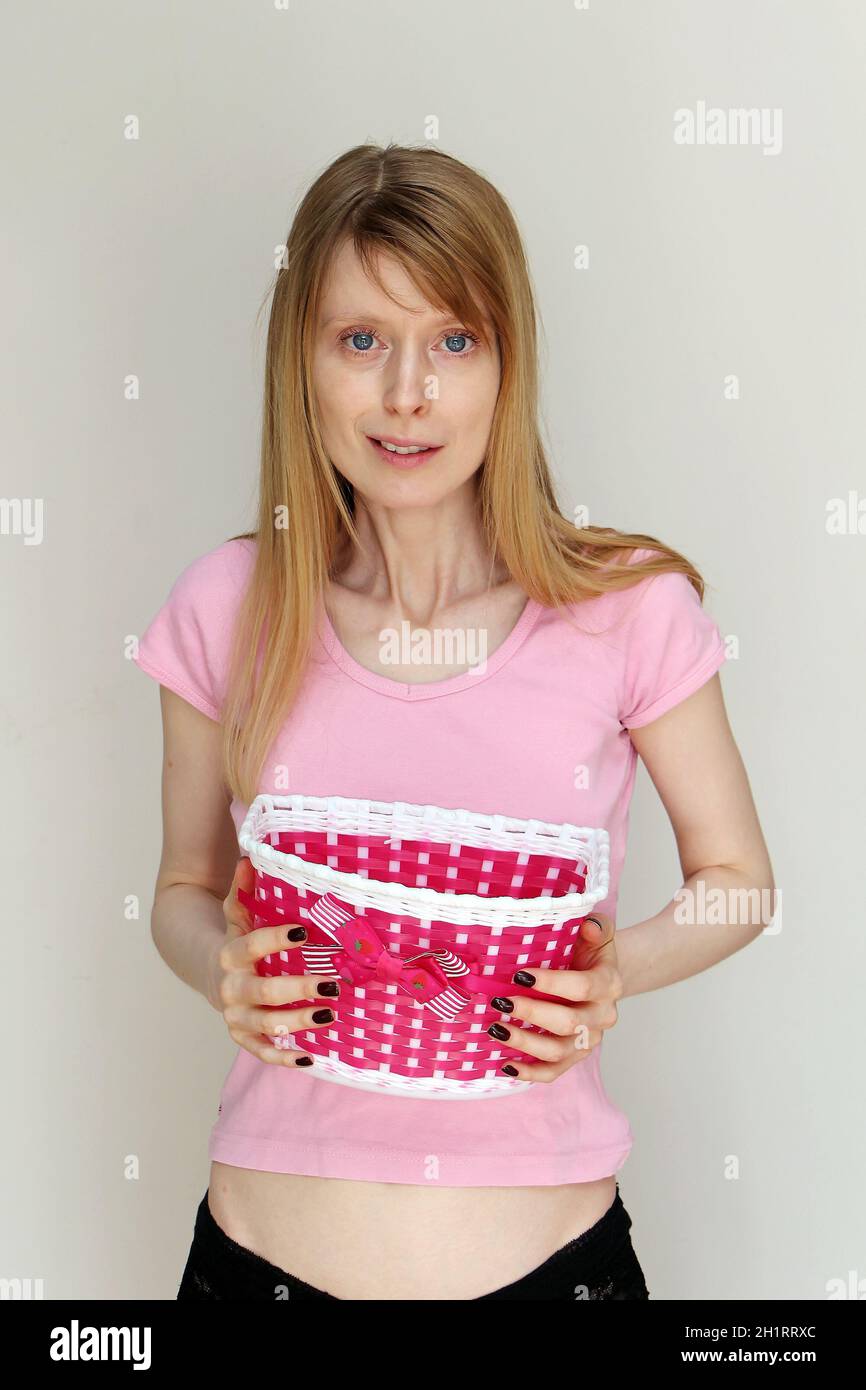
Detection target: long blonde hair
<box><xmin>222</xmin><ymin>142</ymin><xmax>711</xmax><ymax>806</ymax></box>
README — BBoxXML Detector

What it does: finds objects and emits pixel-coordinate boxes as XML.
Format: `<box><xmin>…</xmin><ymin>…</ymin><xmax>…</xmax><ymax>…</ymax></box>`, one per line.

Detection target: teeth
<box><xmin>378</xmin><ymin>440</ymin><xmax>431</xmax><ymax>454</ymax></box>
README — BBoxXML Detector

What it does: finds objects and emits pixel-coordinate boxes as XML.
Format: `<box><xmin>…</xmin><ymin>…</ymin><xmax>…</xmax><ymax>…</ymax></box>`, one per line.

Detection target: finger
<box><xmin>224</xmin><ymin>1003</ymin><xmax>339</xmax><ymax>1037</ymax></box>
<box><xmin>223</xmin><ymin>969</ymin><xmax>340</xmax><ymax>1009</ymax></box>
<box><xmin>497</xmin><ymin>994</ymin><xmax>594</xmax><ymax>1036</ymax></box>
<box><xmin>230</xmin><ymin>1028</ymin><xmax>316</xmax><ymax>1067</ymax></box>
<box><xmin>508</xmin><ymin>963</ymin><xmax>591</xmax><ymax>1003</ymax></box>
<box><xmin>570</xmin><ymin>1023</ymin><xmax>604</xmax><ymax>1052</ymax></box>
<box><xmin>223</xmin><ymin>857</ymin><xmax>256</xmax><ymax>931</ymax></box>
<box><xmin>578</xmin><ymin>914</ymin><xmax>618</xmax><ymax>962</ymax></box>
<box><xmin>488</xmin><ymin>1022</ymin><xmax>569</xmax><ymax>1064</ymax></box>
<box><xmin>499</xmin><ymin>1054</ymin><xmax>576</xmax><ymax>1084</ymax></box>
<box><xmin>509</xmin><ymin>960</ymin><xmax>621</xmax><ymax>1006</ymax></box>
<box><xmin>507</xmin><ymin>996</ymin><xmax>617</xmax><ymax>1048</ymax></box>
<box><xmin>510</xmin><ymin>915</ymin><xmax>616</xmax><ymax>999</ymax></box>
<box><xmin>504</xmin><ymin>1029</ymin><xmax>604</xmax><ymax>1080</ymax></box>
<box><xmin>219</xmin><ymin>920</ymin><xmax>310</xmax><ymax>975</ymax></box>
<box><xmin>582</xmin><ymin>912</ymin><xmax>616</xmax><ymax>942</ymax></box>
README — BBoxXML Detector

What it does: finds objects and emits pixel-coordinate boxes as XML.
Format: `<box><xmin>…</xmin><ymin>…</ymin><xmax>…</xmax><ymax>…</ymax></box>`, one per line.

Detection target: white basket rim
<box><xmin>238</xmin><ymin>793</ymin><xmax>610</xmax><ymax>919</ymax></box>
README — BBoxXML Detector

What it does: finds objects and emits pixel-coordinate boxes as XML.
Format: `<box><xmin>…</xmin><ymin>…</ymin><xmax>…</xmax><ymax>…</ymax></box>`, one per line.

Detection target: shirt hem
<box><xmin>132</xmin><ymin>653</ymin><xmax>221</xmax><ymax>722</ymax></box>
<box><xmin>621</xmin><ymin>641</ymin><xmax>727</xmax><ymax>730</ymax></box>
<box><xmin>207</xmin><ymin>1130</ymin><xmax>634</xmax><ymax>1187</ymax></box>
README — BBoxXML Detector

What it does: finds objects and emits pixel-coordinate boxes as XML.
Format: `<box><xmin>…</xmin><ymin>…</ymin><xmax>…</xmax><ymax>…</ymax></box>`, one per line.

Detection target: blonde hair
<box><xmin>221</xmin><ymin>142</ymin><xmax>710</xmax><ymax>806</ymax></box>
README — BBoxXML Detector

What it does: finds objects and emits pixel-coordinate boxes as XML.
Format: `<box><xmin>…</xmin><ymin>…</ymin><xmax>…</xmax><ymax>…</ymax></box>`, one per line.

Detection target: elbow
<box><xmin>757</xmin><ymin>855</ymin><xmax>777</xmax><ymax>934</ymax></box>
<box><xmin>149</xmin><ymin>905</ymin><xmax>164</xmax><ymax>959</ymax></box>
<box><xmin>705</xmin><ymin>858</ymin><xmax>777</xmax><ymax>940</ymax></box>
<box><xmin>149</xmin><ymin>891</ymin><xmax>172</xmax><ymax>960</ymax></box>
<box><xmin>739</xmin><ymin>859</ymin><xmax>777</xmax><ymax>939</ymax></box>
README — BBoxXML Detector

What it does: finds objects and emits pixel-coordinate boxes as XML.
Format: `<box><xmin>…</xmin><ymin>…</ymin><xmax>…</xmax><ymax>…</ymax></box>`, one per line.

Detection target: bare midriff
<box><xmin>207</xmin><ymin>1162</ymin><xmax>617</xmax><ymax>1299</ymax></box>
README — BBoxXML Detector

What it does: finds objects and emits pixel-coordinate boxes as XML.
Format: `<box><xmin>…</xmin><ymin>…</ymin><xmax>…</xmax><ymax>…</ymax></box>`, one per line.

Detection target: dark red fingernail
<box><xmin>316</xmin><ymin>980</ymin><xmax>340</xmax><ymax>996</ymax></box>
<box><xmin>287</xmin><ymin>926</ymin><xmax>307</xmax><ymax>941</ymax></box>
<box><xmin>513</xmin><ymin>970</ymin><xmax>535</xmax><ymax>986</ymax></box>
<box><xmin>488</xmin><ymin>1023</ymin><xmax>511</xmax><ymax>1041</ymax></box>
<box><xmin>491</xmin><ymin>996</ymin><xmax>514</xmax><ymax>1012</ymax></box>
<box><xmin>294</xmin><ymin>1055</ymin><xmax>314</xmax><ymax>1066</ymax></box>
<box><xmin>501</xmin><ymin>1064</ymin><xmax>519</xmax><ymax>1076</ymax></box>
<box><xmin>312</xmin><ymin>1008</ymin><xmax>334</xmax><ymax>1024</ymax></box>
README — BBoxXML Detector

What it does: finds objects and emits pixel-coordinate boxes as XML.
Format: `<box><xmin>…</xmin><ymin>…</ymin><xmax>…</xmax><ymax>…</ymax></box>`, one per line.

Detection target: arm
<box><xmin>615</xmin><ymin>673</ymin><xmax>775</xmax><ymax>999</ymax></box>
<box><xmin>149</xmin><ymin>686</ymin><xmax>242</xmax><ymax>1012</ymax></box>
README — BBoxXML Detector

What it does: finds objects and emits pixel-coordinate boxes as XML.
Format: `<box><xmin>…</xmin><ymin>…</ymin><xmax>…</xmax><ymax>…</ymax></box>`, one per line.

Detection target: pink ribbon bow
<box><xmin>302</xmin><ymin>893</ymin><xmax>478</xmax><ymax>1023</ymax></box>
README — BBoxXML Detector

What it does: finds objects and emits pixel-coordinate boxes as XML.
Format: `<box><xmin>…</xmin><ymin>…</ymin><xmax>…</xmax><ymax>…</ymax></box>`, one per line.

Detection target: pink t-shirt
<box><xmin>133</xmin><ymin>537</ymin><xmax>727</xmax><ymax>1186</ymax></box>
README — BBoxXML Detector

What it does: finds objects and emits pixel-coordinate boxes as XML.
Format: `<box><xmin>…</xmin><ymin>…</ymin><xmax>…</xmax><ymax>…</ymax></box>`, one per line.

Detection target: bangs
<box><xmin>311</xmin><ymin>222</ymin><xmax>497</xmax><ymax>352</ymax></box>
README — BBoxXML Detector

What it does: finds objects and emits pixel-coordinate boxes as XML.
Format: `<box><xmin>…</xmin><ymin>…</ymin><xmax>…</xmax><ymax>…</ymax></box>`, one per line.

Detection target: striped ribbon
<box><xmin>303</xmin><ymin>893</ymin><xmax>477</xmax><ymax>1022</ymax></box>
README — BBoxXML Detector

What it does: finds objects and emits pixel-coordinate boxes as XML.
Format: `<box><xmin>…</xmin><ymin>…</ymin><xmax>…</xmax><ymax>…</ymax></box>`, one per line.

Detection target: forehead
<box><xmin>317</xmin><ymin>239</ymin><xmax>490</xmax><ymax>327</ymax></box>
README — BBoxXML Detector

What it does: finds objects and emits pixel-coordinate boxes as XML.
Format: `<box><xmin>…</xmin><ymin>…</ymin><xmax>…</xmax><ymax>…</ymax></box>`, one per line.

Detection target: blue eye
<box><xmin>348</xmin><ymin>331</ymin><xmax>375</xmax><ymax>352</ymax></box>
<box><xmin>338</xmin><ymin>326</ymin><xmax>480</xmax><ymax>359</ymax></box>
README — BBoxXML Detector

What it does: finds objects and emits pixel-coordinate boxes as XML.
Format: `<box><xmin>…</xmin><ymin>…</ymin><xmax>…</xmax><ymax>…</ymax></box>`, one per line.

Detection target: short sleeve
<box><xmin>132</xmin><ymin>539</ymin><xmax>254</xmax><ymax>722</ymax></box>
<box><xmin>618</xmin><ymin>566</ymin><xmax>727</xmax><ymax>730</ymax></box>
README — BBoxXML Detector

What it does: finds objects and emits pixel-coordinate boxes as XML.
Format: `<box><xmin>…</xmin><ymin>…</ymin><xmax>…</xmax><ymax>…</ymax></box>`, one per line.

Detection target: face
<box><xmin>311</xmin><ymin>238</ymin><xmax>500</xmax><ymax>509</ymax></box>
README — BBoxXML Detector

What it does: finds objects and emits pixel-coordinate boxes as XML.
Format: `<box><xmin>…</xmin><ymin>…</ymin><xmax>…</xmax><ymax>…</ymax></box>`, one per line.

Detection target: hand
<box><xmin>489</xmin><ymin>913</ymin><xmax>622</xmax><ymax>1083</ymax></box>
<box><xmin>210</xmin><ymin>857</ymin><xmax>341</xmax><ymax>1068</ymax></box>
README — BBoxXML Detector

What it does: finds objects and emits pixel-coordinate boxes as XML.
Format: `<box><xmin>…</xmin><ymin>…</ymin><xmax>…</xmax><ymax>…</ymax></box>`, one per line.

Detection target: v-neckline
<box><xmin>317</xmin><ymin>592</ymin><xmax>544</xmax><ymax>702</ymax></box>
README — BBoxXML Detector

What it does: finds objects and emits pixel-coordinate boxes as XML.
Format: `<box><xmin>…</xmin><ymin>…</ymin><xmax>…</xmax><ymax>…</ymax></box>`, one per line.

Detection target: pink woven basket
<box><xmin>237</xmin><ymin>794</ymin><xmax>610</xmax><ymax>1099</ymax></box>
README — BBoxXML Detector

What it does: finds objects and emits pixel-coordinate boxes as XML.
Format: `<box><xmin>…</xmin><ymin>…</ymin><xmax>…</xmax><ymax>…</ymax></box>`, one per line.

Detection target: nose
<box><xmin>379</xmin><ymin>340</ymin><xmax>436</xmax><ymax>416</ymax></box>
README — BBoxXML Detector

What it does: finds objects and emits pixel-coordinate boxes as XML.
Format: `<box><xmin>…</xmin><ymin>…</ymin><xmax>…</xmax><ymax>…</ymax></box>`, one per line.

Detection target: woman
<box><xmin>134</xmin><ymin>143</ymin><xmax>774</xmax><ymax>1300</ymax></box>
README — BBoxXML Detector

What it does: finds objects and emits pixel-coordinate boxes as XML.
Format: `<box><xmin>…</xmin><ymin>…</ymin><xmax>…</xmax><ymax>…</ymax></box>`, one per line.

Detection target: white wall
<box><xmin>2</xmin><ymin>0</ymin><xmax>863</xmax><ymax>1299</ymax></box>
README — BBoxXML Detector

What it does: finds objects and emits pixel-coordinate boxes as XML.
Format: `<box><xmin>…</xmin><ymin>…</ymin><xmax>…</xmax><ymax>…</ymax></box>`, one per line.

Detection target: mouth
<box><xmin>366</xmin><ymin>435</ymin><xmax>444</xmax><ymax>467</ymax></box>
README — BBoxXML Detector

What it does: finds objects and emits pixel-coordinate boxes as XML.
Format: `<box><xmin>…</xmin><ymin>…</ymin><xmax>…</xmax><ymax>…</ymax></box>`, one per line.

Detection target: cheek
<box><xmin>447</xmin><ymin>366</ymin><xmax>499</xmax><ymax>433</ymax></box>
<box><xmin>313</xmin><ymin>356</ymin><xmax>369</xmax><ymax>422</ymax></box>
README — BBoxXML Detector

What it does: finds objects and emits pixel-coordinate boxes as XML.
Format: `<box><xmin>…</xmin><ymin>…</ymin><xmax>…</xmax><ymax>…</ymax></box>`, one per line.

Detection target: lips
<box><xmin>366</xmin><ymin>436</ymin><xmax>443</xmax><ymax>467</ymax></box>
